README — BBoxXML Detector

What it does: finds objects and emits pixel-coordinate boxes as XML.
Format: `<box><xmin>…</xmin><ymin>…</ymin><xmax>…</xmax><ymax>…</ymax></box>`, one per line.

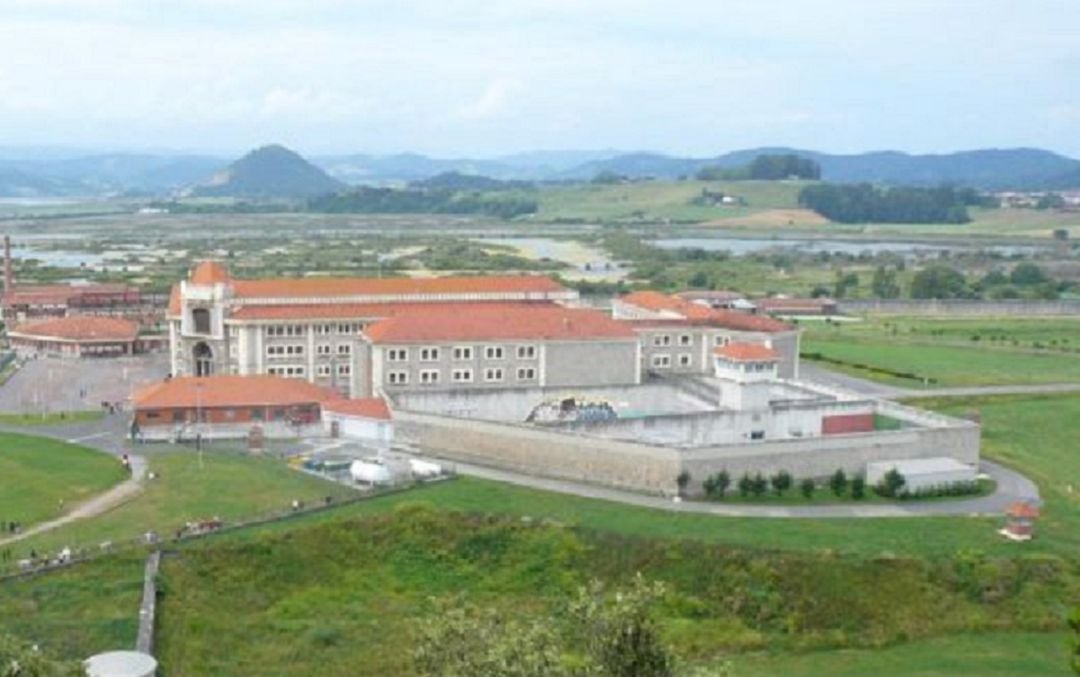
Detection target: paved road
<box><xmin>0</xmin><ymin>353</ymin><xmax>168</xmax><ymax>414</ymax></box>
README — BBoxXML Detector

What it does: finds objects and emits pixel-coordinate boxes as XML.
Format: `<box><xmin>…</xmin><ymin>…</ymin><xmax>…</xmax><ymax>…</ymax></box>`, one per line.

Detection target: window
<box><xmin>714</xmin><ymin>335</ymin><xmax>729</xmax><ymax>347</ymax></box>
<box><xmin>336</xmin><ymin>364</ymin><xmax>351</xmax><ymax>376</ymax></box>
<box><xmin>516</xmin><ymin>345</ymin><xmax>537</xmax><ymax>359</ymax></box>
<box><xmin>266</xmin><ymin>345</ymin><xmax>303</xmax><ymax>358</ymax></box>
<box><xmin>316</xmin><ymin>344</ymin><xmax>331</xmax><ymax>355</ymax></box>
<box><xmin>336</xmin><ymin>344</ymin><xmax>351</xmax><ymax>356</ymax></box>
<box><xmin>337</xmin><ymin>323</ymin><xmax>360</xmax><ymax>335</ymax></box>
<box><xmin>679</xmin><ymin>334</ymin><xmax>692</xmax><ymax>346</ymax></box>
<box><xmin>266</xmin><ymin>325</ymin><xmax>304</xmax><ymax>337</ymax></box>
<box><xmin>387</xmin><ymin>348</ymin><xmax>408</xmax><ymax>362</ymax></box>
<box><xmin>485</xmin><ymin>346</ymin><xmax>504</xmax><ymax>360</ymax></box>
<box><xmin>388</xmin><ymin>371</ymin><xmax>408</xmax><ymax>385</ymax></box>
<box><xmin>192</xmin><ymin>308</ymin><xmax>211</xmax><ymax>334</ymax></box>
<box><xmin>419</xmin><ymin>369</ymin><xmax>440</xmax><ymax>385</ymax></box>
<box><xmin>678</xmin><ymin>354</ymin><xmax>692</xmax><ymax>367</ymax></box>
<box><xmin>516</xmin><ymin>367</ymin><xmax>536</xmax><ymax>380</ymax></box>
<box><xmin>484</xmin><ymin>367</ymin><xmax>504</xmax><ymax>382</ymax></box>
<box><xmin>750</xmin><ymin>430</ymin><xmax>765</xmax><ymax>440</ymax></box>
<box><xmin>652</xmin><ymin>334</ymin><xmax>671</xmax><ymax>347</ymax></box>
<box><xmin>452</xmin><ymin>346</ymin><xmax>473</xmax><ymax>361</ymax></box>
<box><xmin>316</xmin><ymin>364</ymin><xmax>331</xmax><ymax>377</ymax></box>
<box><xmin>452</xmin><ymin>368</ymin><xmax>473</xmax><ymax>383</ymax></box>
<box><xmin>420</xmin><ymin>347</ymin><xmax>440</xmax><ymax>361</ymax></box>
<box><xmin>651</xmin><ymin>354</ymin><xmax>671</xmax><ymax>368</ymax></box>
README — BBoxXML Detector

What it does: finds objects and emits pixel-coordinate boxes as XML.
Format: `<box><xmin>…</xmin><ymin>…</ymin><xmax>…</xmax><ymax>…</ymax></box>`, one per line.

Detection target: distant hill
<box><xmin>0</xmin><ymin>167</ymin><xmax>85</xmax><ymax>197</ymax></box>
<box><xmin>563</xmin><ymin>147</ymin><xmax>1080</xmax><ymax>190</ymax></box>
<box><xmin>408</xmin><ymin>171</ymin><xmax>530</xmax><ymax>191</ymax></box>
<box><xmin>190</xmin><ymin>145</ymin><xmax>344</xmax><ymax>199</ymax></box>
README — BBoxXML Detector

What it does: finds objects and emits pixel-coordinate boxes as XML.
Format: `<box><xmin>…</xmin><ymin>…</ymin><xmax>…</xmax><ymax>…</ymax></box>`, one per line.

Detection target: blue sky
<box><xmin>1</xmin><ymin>0</ymin><xmax>1078</xmax><ymax>157</ymax></box>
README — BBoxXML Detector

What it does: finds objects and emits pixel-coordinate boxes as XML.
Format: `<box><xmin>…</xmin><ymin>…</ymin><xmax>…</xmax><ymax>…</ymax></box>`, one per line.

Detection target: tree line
<box><xmin>696</xmin><ymin>153</ymin><xmax>822</xmax><ymax>181</ymax></box>
<box><xmin>797</xmin><ymin>183</ymin><xmax>992</xmax><ymax>224</ymax></box>
<box><xmin>307</xmin><ymin>186</ymin><xmax>538</xmax><ymax>219</ymax></box>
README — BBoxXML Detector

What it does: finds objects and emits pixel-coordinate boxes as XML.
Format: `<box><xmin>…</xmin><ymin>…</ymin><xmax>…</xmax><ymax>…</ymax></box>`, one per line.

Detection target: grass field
<box><xmin>803</xmin><ymin>317</ymin><xmax>1080</xmax><ymax>386</ymax></box>
<box><xmin>0</xmin><ymin>433</ymin><xmax>125</xmax><ymax>529</ymax></box>
<box><xmin>1</xmin><ymin>448</ymin><xmax>356</xmax><ymax>561</ymax></box>
<box><xmin>735</xmin><ymin>631</ymin><xmax>1072</xmax><ymax>676</ymax></box>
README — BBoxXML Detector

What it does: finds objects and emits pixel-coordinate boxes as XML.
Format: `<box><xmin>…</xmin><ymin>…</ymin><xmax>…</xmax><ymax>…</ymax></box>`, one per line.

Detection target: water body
<box><xmin>651</xmin><ymin>237</ymin><xmax>1042</xmax><ymax>257</ymax></box>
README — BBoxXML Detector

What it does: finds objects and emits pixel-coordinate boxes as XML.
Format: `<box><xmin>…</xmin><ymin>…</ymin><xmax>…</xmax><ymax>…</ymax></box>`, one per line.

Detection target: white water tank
<box><xmin>409</xmin><ymin>459</ymin><xmax>442</xmax><ymax>478</ymax></box>
<box><xmin>84</xmin><ymin>651</ymin><xmax>157</xmax><ymax>677</ymax></box>
<box><xmin>350</xmin><ymin>460</ymin><xmax>392</xmax><ymax>485</ymax></box>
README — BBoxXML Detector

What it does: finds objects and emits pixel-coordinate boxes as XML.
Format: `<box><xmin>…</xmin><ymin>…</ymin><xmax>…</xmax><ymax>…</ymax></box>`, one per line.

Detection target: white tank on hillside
<box><xmin>84</xmin><ymin>651</ymin><xmax>157</xmax><ymax>677</ymax></box>
<box><xmin>350</xmin><ymin>460</ymin><xmax>392</xmax><ymax>485</ymax></box>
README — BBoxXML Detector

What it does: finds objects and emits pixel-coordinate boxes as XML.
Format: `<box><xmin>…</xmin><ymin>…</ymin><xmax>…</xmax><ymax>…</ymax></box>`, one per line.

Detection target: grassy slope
<box><xmin>803</xmin><ymin>317</ymin><xmax>1080</xmax><ymax>387</ymax></box>
<box><xmin>0</xmin><ymin>432</ymin><xmax>126</xmax><ymax>528</ymax></box>
<box><xmin>735</xmin><ymin>631</ymin><xmax>1072</xmax><ymax>677</ymax></box>
<box><xmin>3</xmin><ymin>449</ymin><xmax>356</xmax><ymax>559</ymax></box>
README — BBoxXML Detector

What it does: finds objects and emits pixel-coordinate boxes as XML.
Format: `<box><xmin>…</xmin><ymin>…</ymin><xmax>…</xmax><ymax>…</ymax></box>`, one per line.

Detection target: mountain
<box><xmin>560</xmin><ymin>147</ymin><xmax>1080</xmax><ymax>189</ymax></box>
<box><xmin>0</xmin><ymin>167</ymin><xmax>86</xmax><ymax>197</ymax></box>
<box><xmin>190</xmin><ymin>145</ymin><xmax>344</xmax><ymax>199</ymax></box>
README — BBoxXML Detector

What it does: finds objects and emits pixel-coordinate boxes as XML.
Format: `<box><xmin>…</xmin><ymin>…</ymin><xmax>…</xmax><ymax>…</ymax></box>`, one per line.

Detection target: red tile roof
<box><xmin>619</xmin><ymin>291</ymin><xmax>792</xmax><ymax>333</ymax></box>
<box><xmin>227</xmin><ymin>301</ymin><xmax>558</xmax><ymax>321</ymax></box>
<box><xmin>323</xmin><ymin>397</ymin><xmax>392</xmax><ymax>420</ymax></box>
<box><xmin>10</xmin><ymin>315</ymin><xmax>139</xmax><ymax>342</ymax></box>
<box><xmin>230</xmin><ymin>274</ymin><xmax>568</xmax><ymax>300</ymax></box>
<box><xmin>1006</xmin><ymin>502</ymin><xmax>1041</xmax><ymax>519</ymax></box>
<box><xmin>364</xmin><ymin>304</ymin><xmax>637</xmax><ymax>343</ymax></box>
<box><xmin>715</xmin><ymin>341</ymin><xmax>780</xmax><ymax>361</ymax></box>
<box><xmin>190</xmin><ymin>260</ymin><xmax>231</xmax><ymax>285</ymax></box>
<box><xmin>133</xmin><ymin>375</ymin><xmax>332</xmax><ymax>410</ymax></box>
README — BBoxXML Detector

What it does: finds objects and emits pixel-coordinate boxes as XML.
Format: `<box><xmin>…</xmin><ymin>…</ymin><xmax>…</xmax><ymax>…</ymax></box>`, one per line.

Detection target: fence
<box><xmin>838</xmin><ymin>299</ymin><xmax>1080</xmax><ymax>317</ymax></box>
<box><xmin>0</xmin><ymin>475</ymin><xmax>456</xmax><ymax>582</ymax></box>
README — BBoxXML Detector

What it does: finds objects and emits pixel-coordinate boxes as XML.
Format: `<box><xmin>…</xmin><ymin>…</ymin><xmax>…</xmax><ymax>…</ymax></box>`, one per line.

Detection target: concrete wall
<box><xmin>544</xmin><ymin>340</ymin><xmax>640</xmax><ymax>387</ymax></box>
<box><xmin>839</xmin><ymin>299</ymin><xmax>1080</xmax><ymax>317</ymax></box>
<box><xmin>680</xmin><ymin>423</ymin><xmax>980</xmax><ymax>492</ymax></box>
<box><xmin>395</xmin><ymin>409</ymin><xmax>683</xmax><ymax>494</ymax></box>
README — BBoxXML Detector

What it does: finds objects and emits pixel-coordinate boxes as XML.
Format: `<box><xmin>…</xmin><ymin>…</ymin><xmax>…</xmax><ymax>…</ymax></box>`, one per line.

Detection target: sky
<box><xmin>1</xmin><ymin>0</ymin><xmax>1079</xmax><ymax>158</ymax></box>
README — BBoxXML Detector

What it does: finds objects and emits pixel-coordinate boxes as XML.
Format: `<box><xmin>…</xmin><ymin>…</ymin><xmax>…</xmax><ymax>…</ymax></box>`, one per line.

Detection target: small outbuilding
<box><xmin>322</xmin><ymin>397</ymin><xmax>394</xmax><ymax>447</ymax></box>
<box><xmin>865</xmin><ymin>457</ymin><xmax>977</xmax><ymax>493</ymax></box>
<box><xmin>8</xmin><ymin>315</ymin><xmax>146</xmax><ymax>357</ymax></box>
<box><xmin>1000</xmin><ymin>501</ymin><xmax>1040</xmax><ymax>542</ymax></box>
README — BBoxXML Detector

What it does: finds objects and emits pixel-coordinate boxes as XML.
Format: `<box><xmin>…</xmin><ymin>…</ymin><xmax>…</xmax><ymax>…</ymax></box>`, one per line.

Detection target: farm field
<box><xmin>0</xmin><ymin>432</ymin><xmax>126</xmax><ymax>530</ymax></box>
<box><xmin>802</xmin><ymin>317</ymin><xmax>1080</xmax><ymax>387</ymax></box>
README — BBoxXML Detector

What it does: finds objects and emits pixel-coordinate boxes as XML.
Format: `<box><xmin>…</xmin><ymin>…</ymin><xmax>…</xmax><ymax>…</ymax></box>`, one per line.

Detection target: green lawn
<box><xmin>0</xmin><ymin>432</ymin><xmax>126</xmax><ymax>529</ymax></box>
<box><xmin>803</xmin><ymin>317</ymin><xmax>1080</xmax><ymax>387</ymax></box>
<box><xmin>734</xmin><ymin>631</ymin><xmax>1072</xmax><ymax>676</ymax></box>
<box><xmin>2</xmin><ymin>448</ymin><xmax>356</xmax><ymax>561</ymax></box>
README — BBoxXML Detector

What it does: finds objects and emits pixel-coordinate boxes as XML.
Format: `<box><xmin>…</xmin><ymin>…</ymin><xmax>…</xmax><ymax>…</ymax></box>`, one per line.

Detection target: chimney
<box><xmin>3</xmin><ymin>235</ymin><xmax>12</xmax><ymax>293</ymax></box>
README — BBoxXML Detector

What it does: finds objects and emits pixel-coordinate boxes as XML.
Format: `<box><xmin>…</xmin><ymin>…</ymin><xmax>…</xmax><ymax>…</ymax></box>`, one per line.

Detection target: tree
<box><xmin>910</xmin><ymin>265</ymin><xmax>968</xmax><ymax>299</ymax></box>
<box><xmin>0</xmin><ymin>633</ymin><xmax>83</xmax><ymax>677</ymax></box>
<box><xmin>851</xmin><ymin>475</ymin><xmax>866</xmax><ymax>500</ymax></box>
<box><xmin>675</xmin><ymin>471</ymin><xmax>691</xmax><ymax>497</ymax></box>
<box><xmin>770</xmin><ymin>470</ymin><xmax>793</xmax><ymax>496</ymax></box>
<box><xmin>705</xmin><ymin>471</ymin><xmax>731</xmax><ymax>499</ymax></box>
<box><xmin>833</xmin><ymin>271</ymin><xmax>859</xmax><ymax>299</ymax></box>
<box><xmin>738</xmin><ymin>473</ymin><xmax>753</xmax><ymax>498</ymax></box>
<box><xmin>568</xmin><ymin>575</ymin><xmax>675</xmax><ymax>677</ymax></box>
<box><xmin>750</xmin><ymin>473</ymin><xmax>768</xmax><ymax>498</ymax></box>
<box><xmin>1009</xmin><ymin>262</ymin><xmax>1047</xmax><ymax>286</ymax></box>
<box><xmin>800</xmin><ymin>477</ymin><xmax>815</xmax><ymax>499</ymax></box>
<box><xmin>871</xmin><ymin>266</ymin><xmax>901</xmax><ymax>299</ymax></box>
<box><xmin>591</xmin><ymin>170</ymin><xmax>625</xmax><ymax>185</ymax></box>
<box><xmin>875</xmin><ymin>468</ymin><xmax>907</xmax><ymax>498</ymax></box>
<box><xmin>829</xmin><ymin>469</ymin><xmax>848</xmax><ymax>497</ymax></box>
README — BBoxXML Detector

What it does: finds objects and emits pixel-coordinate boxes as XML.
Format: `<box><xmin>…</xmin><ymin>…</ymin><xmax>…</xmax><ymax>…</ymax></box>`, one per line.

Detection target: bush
<box><xmin>799</xmin><ymin>478</ymin><xmax>815</xmax><ymax>499</ymax></box>
<box><xmin>770</xmin><ymin>471</ymin><xmax>793</xmax><ymax>496</ymax></box>
<box><xmin>704</xmin><ymin>470</ymin><xmax>731</xmax><ymax>500</ymax></box>
<box><xmin>851</xmin><ymin>476</ymin><xmax>866</xmax><ymax>500</ymax></box>
<box><xmin>828</xmin><ymin>469</ymin><xmax>848</xmax><ymax>497</ymax></box>
<box><xmin>738</xmin><ymin>473</ymin><xmax>753</xmax><ymax>498</ymax></box>
<box><xmin>750</xmin><ymin>473</ymin><xmax>768</xmax><ymax>498</ymax></box>
<box><xmin>874</xmin><ymin>468</ymin><xmax>907</xmax><ymax>498</ymax></box>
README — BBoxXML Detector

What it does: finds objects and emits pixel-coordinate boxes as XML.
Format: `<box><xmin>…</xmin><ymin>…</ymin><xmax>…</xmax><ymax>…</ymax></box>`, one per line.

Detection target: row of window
<box><xmin>387</xmin><ymin>345</ymin><xmax>537</xmax><ymax>363</ymax></box>
<box><xmin>651</xmin><ymin>334</ymin><xmax>732</xmax><ymax>347</ymax></box>
<box><xmin>267</xmin><ymin>363</ymin><xmax>353</xmax><ymax>378</ymax></box>
<box><xmin>267</xmin><ymin>343</ymin><xmax>353</xmax><ymax>357</ymax></box>
<box><xmin>387</xmin><ymin>366</ymin><xmax>537</xmax><ymax>385</ymax></box>
<box><xmin>312</xmin><ymin>323</ymin><xmax>364</xmax><ymax>335</ymax></box>
<box><xmin>651</xmin><ymin>354</ymin><xmax>693</xmax><ymax>368</ymax></box>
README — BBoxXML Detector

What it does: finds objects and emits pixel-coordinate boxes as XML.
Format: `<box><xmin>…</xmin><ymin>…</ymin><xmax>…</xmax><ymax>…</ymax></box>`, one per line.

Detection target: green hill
<box><xmin>192</xmin><ymin>144</ymin><xmax>344</xmax><ymax>199</ymax></box>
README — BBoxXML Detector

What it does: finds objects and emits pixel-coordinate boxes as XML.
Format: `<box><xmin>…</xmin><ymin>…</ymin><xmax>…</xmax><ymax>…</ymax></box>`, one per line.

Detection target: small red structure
<box><xmin>1000</xmin><ymin>501</ymin><xmax>1040</xmax><ymax>542</ymax></box>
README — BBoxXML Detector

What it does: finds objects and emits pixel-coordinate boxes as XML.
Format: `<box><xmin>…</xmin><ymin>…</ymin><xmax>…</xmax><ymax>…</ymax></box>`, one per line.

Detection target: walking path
<box><xmin>0</xmin><ymin>419</ymin><xmax>148</xmax><ymax>548</ymax></box>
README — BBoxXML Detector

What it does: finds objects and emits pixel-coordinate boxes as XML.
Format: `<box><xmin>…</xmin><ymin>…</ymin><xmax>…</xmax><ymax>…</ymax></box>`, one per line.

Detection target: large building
<box><xmin>7</xmin><ymin>316</ymin><xmax>160</xmax><ymax>357</ymax></box>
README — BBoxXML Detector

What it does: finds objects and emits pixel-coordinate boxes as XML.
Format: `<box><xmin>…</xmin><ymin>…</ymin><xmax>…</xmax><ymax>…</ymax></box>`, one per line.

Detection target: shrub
<box><xmin>770</xmin><ymin>471</ymin><xmax>793</xmax><ymax>496</ymax></box>
<box><xmin>851</xmin><ymin>476</ymin><xmax>866</xmax><ymax>500</ymax></box>
<box><xmin>750</xmin><ymin>473</ymin><xmax>768</xmax><ymax>498</ymax></box>
<box><xmin>705</xmin><ymin>470</ymin><xmax>731</xmax><ymax>500</ymax></box>
<box><xmin>799</xmin><ymin>478</ymin><xmax>815</xmax><ymax>499</ymax></box>
<box><xmin>828</xmin><ymin>469</ymin><xmax>848</xmax><ymax>497</ymax></box>
<box><xmin>738</xmin><ymin>473</ymin><xmax>753</xmax><ymax>498</ymax></box>
<box><xmin>875</xmin><ymin>468</ymin><xmax>907</xmax><ymax>498</ymax></box>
